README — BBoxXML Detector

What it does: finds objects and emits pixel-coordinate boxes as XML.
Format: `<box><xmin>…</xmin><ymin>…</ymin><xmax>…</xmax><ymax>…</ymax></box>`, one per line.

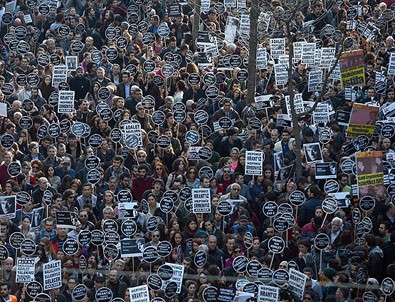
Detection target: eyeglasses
<box><xmin>138</xmin><ymin>155</ymin><xmax>146</xmax><ymax>158</ymax></box>
<box><xmin>80</xmin><ymin>215</ymin><xmax>87</xmax><ymax>217</ymax></box>
<box><xmin>152</xmin><ymin>234</ymin><xmax>160</xmax><ymax>238</ymax></box>
<box><xmin>304</xmin><ymin>297</ymin><xmax>312</xmax><ymax>301</ymax></box>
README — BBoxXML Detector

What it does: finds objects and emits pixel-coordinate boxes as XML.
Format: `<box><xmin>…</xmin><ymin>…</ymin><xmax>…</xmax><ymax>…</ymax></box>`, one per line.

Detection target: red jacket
<box><xmin>132</xmin><ymin>177</ymin><xmax>153</xmax><ymax>202</ymax></box>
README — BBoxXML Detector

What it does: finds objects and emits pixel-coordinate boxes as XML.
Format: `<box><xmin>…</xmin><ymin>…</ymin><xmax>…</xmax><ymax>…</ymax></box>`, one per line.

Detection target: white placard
<box><xmin>293</xmin><ymin>41</ymin><xmax>304</xmax><ymax>63</ymax></box>
<box><xmin>288</xmin><ymin>268</ymin><xmax>307</xmax><ymax>300</ymax></box>
<box><xmin>52</xmin><ymin>65</ymin><xmax>67</xmax><ymax>88</ymax></box>
<box><xmin>285</xmin><ymin>93</ymin><xmax>305</xmax><ymax>115</ymax></box>
<box><xmin>320</xmin><ymin>48</ymin><xmax>335</xmax><ymax>69</ymax></box>
<box><xmin>389</xmin><ymin>53</ymin><xmax>395</xmax><ymax>75</ymax></box>
<box><xmin>16</xmin><ymin>257</ymin><xmax>36</xmax><ymax>283</ymax></box>
<box><xmin>258</xmin><ymin>285</ymin><xmax>279</xmax><ymax>302</ymax></box>
<box><xmin>161</xmin><ymin>263</ymin><xmax>184</xmax><ymax>293</ymax></box>
<box><xmin>313</xmin><ymin>103</ymin><xmax>330</xmax><ymax>124</ymax></box>
<box><xmin>245</xmin><ymin>151</ymin><xmax>264</xmax><ymax>175</ymax></box>
<box><xmin>192</xmin><ymin>188</ymin><xmax>211</xmax><ymax>213</ymax></box>
<box><xmin>274</xmin><ymin>63</ymin><xmax>287</xmax><ymax>85</ymax></box>
<box><xmin>308</xmin><ymin>70</ymin><xmax>323</xmax><ymax>92</ymax></box>
<box><xmin>270</xmin><ymin>38</ymin><xmax>285</xmax><ymax>59</ymax></box>
<box><xmin>129</xmin><ymin>285</ymin><xmax>149</xmax><ymax>302</ymax></box>
<box><xmin>58</xmin><ymin>90</ymin><xmax>75</xmax><ymax>113</ymax></box>
<box><xmin>239</xmin><ymin>14</ymin><xmax>250</xmax><ymax>34</ymax></box>
<box><xmin>122</xmin><ymin>122</ymin><xmax>142</xmax><ymax>147</ymax></box>
<box><xmin>0</xmin><ymin>103</ymin><xmax>7</xmax><ymax>117</ymax></box>
<box><xmin>256</xmin><ymin>48</ymin><xmax>267</xmax><ymax>70</ymax></box>
<box><xmin>43</xmin><ymin>260</ymin><xmax>62</xmax><ymax>290</ymax></box>
<box><xmin>302</xmin><ymin>42</ymin><xmax>316</xmax><ymax>65</ymax></box>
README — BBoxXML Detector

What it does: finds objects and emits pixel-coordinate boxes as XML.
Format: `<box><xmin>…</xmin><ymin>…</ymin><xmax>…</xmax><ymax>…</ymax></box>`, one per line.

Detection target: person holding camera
<box><xmin>55</xmin><ymin>157</ymin><xmax>76</xmax><ymax>180</ymax></box>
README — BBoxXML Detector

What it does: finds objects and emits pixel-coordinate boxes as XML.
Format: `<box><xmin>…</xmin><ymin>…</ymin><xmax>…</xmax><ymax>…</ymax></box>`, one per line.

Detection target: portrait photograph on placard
<box><xmin>303</xmin><ymin>143</ymin><xmax>323</xmax><ymax>163</ymax></box>
<box><xmin>0</xmin><ymin>196</ymin><xmax>16</xmax><ymax>218</ymax></box>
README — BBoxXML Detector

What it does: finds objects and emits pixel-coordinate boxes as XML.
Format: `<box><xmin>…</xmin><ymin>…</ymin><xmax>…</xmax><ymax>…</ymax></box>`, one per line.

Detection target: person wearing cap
<box><xmin>87</xmin><ymin>273</ymin><xmax>106</xmax><ymax>300</ymax></box>
<box><xmin>229</xmin><ymin>214</ymin><xmax>257</xmax><ymax>237</ymax></box>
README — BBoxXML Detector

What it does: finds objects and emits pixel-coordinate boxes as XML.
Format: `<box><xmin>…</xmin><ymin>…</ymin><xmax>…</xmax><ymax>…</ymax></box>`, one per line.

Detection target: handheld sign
<box><xmin>322</xmin><ymin>197</ymin><xmax>338</xmax><ymax>214</ymax></box>
<box><xmin>289</xmin><ymin>190</ymin><xmax>306</xmax><ymax>207</ymax></box>
<box><xmin>194</xmin><ymin>250</ymin><xmax>207</xmax><ymax>267</ymax></box>
<box><xmin>147</xmin><ymin>216</ymin><xmax>158</xmax><ymax>232</ymax></box>
<box><xmin>63</xmin><ymin>239</ymin><xmax>79</xmax><ymax>256</ymax></box>
<box><xmin>7</xmin><ymin>162</ymin><xmax>21</xmax><ymax>177</ymax></box>
<box><xmin>143</xmin><ymin>246</ymin><xmax>158</xmax><ymax>263</ymax></box>
<box><xmin>121</xmin><ymin>220</ymin><xmax>137</xmax><ymax>237</ymax></box>
<box><xmin>147</xmin><ymin>274</ymin><xmax>163</xmax><ymax>291</ymax></box>
<box><xmin>268</xmin><ymin>236</ymin><xmax>285</xmax><ymax>254</ymax></box>
<box><xmin>217</xmin><ymin>200</ymin><xmax>233</xmax><ymax>216</ymax></box>
<box><xmin>158</xmin><ymin>264</ymin><xmax>174</xmax><ymax>281</ymax></box>
<box><xmin>359</xmin><ymin>196</ymin><xmax>375</xmax><ymax>212</ymax></box>
<box><xmin>258</xmin><ymin>268</ymin><xmax>273</xmax><ymax>284</ymax></box>
<box><xmin>0</xmin><ymin>245</ymin><xmax>8</xmax><ymax>261</ymax></box>
<box><xmin>262</xmin><ymin>201</ymin><xmax>278</xmax><ymax>217</ymax></box>
<box><xmin>103</xmin><ymin>244</ymin><xmax>119</xmax><ymax>261</ymax></box>
<box><xmin>246</xmin><ymin>260</ymin><xmax>262</xmax><ymax>278</ymax></box>
<box><xmin>26</xmin><ymin>281</ymin><xmax>43</xmax><ymax>298</ymax></box>
<box><xmin>272</xmin><ymin>269</ymin><xmax>289</xmax><ymax>287</ymax></box>
<box><xmin>244</xmin><ymin>232</ymin><xmax>253</xmax><ymax>249</ymax></box>
<box><xmin>202</xmin><ymin>286</ymin><xmax>218</xmax><ymax>302</ymax></box>
<box><xmin>9</xmin><ymin>232</ymin><xmax>25</xmax><ymax>249</ymax></box>
<box><xmin>232</xmin><ymin>255</ymin><xmax>249</xmax><ymax>273</ymax></box>
<box><xmin>96</xmin><ymin>287</ymin><xmax>113</xmax><ymax>302</ymax></box>
<box><xmin>91</xmin><ymin>230</ymin><xmax>105</xmax><ymax>246</ymax></box>
<box><xmin>314</xmin><ymin>233</ymin><xmax>330</xmax><ymax>250</ymax></box>
<box><xmin>72</xmin><ymin>284</ymin><xmax>87</xmax><ymax>301</ymax></box>
<box><xmin>157</xmin><ymin>241</ymin><xmax>172</xmax><ymax>257</ymax></box>
<box><xmin>381</xmin><ymin>277</ymin><xmax>395</xmax><ymax>296</ymax></box>
<box><xmin>20</xmin><ymin>239</ymin><xmax>36</xmax><ymax>255</ymax></box>
<box><xmin>273</xmin><ymin>217</ymin><xmax>288</xmax><ymax>233</ymax></box>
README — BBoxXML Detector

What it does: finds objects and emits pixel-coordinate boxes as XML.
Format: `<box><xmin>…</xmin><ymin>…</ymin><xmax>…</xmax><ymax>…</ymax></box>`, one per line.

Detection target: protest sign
<box><xmin>270</xmin><ymin>38</ymin><xmax>285</xmax><ymax>59</ymax></box>
<box><xmin>340</xmin><ymin>49</ymin><xmax>365</xmax><ymax>87</ymax></box>
<box><xmin>58</xmin><ymin>91</ymin><xmax>75</xmax><ymax>113</ymax></box>
<box><xmin>308</xmin><ymin>70</ymin><xmax>322</xmax><ymax>92</ymax></box>
<box><xmin>356</xmin><ymin>151</ymin><xmax>384</xmax><ymax>199</ymax></box>
<box><xmin>258</xmin><ymin>285</ymin><xmax>279</xmax><ymax>302</ymax></box>
<box><xmin>129</xmin><ymin>285</ymin><xmax>149</xmax><ymax>302</ymax></box>
<box><xmin>245</xmin><ymin>151</ymin><xmax>264</xmax><ymax>175</ymax></box>
<box><xmin>288</xmin><ymin>269</ymin><xmax>307</xmax><ymax>300</ymax></box>
<box><xmin>192</xmin><ymin>188</ymin><xmax>211</xmax><ymax>213</ymax></box>
<box><xmin>161</xmin><ymin>263</ymin><xmax>184</xmax><ymax>293</ymax></box>
<box><xmin>43</xmin><ymin>260</ymin><xmax>62</xmax><ymax>290</ymax></box>
<box><xmin>16</xmin><ymin>257</ymin><xmax>36</xmax><ymax>283</ymax></box>
<box><xmin>56</xmin><ymin>211</ymin><xmax>77</xmax><ymax>229</ymax></box>
<box><xmin>347</xmin><ymin>103</ymin><xmax>379</xmax><ymax>138</ymax></box>
<box><xmin>0</xmin><ymin>195</ymin><xmax>16</xmax><ymax>218</ymax></box>
<box><xmin>52</xmin><ymin>65</ymin><xmax>67</xmax><ymax>87</ymax></box>
<box><xmin>122</xmin><ymin>121</ymin><xmax>142</xmax><ymax>148</ymax></box>
<box><xmin>303</xmin><ymin>143</ymin><xmax>323</xmax><ymax>163</ymax></box>
<box><xmin>315</xmin><ymin>162</ymin><xmax>337</xmax><ymax>179</ymax></box>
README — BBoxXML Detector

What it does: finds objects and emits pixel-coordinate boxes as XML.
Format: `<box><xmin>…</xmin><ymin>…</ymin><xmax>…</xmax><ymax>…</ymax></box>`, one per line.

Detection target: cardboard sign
<box><xmin>16</xmin><ymin>257</ymin><xmax>36</xmax><ymax>283</ymax></box>
<box><xmin>43</xmin><ymin>260</ymin><xmax>62</xmax><ymax>290</ymax></box>
<box><xmin>0</xmin><ymin>195</ymin><xmax>16</xmax><ymax>218</ymax></box>
<box><xmin>303</xmin><ymin>143</ymin><xmax>323</xmax><ymax>163</ymax></box>
<box><xmin>347</xmin><ymin>103</ymin><xmax>379</xmax><ymax>138</ymax></box>
<box><xmin>245</xmin><ymin>151</ymin><xmax>264</xmax><ymax>175</ymax></box>
<box><xmin>192</xmin><ymin>188</ymin><xmax>211</xmax><ymax>213</ymax></box>
<box><xmin>58</xmin><ymin>90</ymin><xmax>75</xmax><ymax>113</ymax></box>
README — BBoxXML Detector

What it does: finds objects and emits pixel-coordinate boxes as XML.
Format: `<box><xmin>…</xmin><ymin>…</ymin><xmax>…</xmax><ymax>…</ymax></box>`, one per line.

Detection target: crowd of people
<box><xmin>0</xmin><ymin>0</ymin><xmax>394</xmax><ymax>301</ymax></box>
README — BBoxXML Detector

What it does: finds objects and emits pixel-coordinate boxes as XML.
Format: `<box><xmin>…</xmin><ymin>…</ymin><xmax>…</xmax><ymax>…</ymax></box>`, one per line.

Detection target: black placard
<box><xmin>268</xmin><ymin>236</ymin><xmax>285</xmax><ymax>254</ymax></box>
<box><xmin>95</xmin><ymin>287</ymin><xmax>113</xmax><ymax>302</ymax></box>
<box><xmin>26</xmin><ymin>281</ymin><xmax>43</xmax><ymax>298</ymax></box>
<box><xmin>148</xmin><ymin>274</ymin><xmax>163</xmax><ymax>291</ymax></box>
<box><xmin>121</xmin><ymin>220</ymin><xmax>137</xmax><ymax>237</ymax></box>
<box><xmin>194</xmin><ymin>250</ymin><xmax>207</xmax><ymax>267</ymax></box>
<box><xmin>9</xmin><ymin>232</ymin><xmax>25</xmax><ymax>249</ymax></box>
<box><xmin>7</xmin><ymin>162</ymin><xmax>21</xmax><ymax>177</ymax></box>
<box><xmin>143</xmin><ymin>246</ymin><xmax>158</xmax><ymax>263</ymax></box>
<box><xmin>78</xmin><ymin>230</ymin><xmax>92</xmax><ymax>246</ymax></box>
<box><xmin>164</xmin><ymin>281</ymin><xmax>178</xmax><ymax>298</ymax></box>
<box><xmin>72</xmin><ymin>284</ymin><xmax>87</xmax><ymax>301</ymax></box>
<box><xmin>232</xmin><ymin>255</ymin><xmax>249</xmax><ymax>273</ymax></box>
<box><xmin>63</xmin><ymin>239</ymin><xmax>79</xmax><ymax>256</ymax></box>
<box><xmin>157</xmin><ymin>264</ymin><xmax>174</xmax><ymax>280</ymax></box>
<box><xmin>20</xmin><ymin>239</ymin><xmax>36</xmax><ymax>255</ymax></box>
<box><xmin>103</xmin><ymin>244</ymin><xmax>119</xmax><ymax>261</ymax></box>
<box><xmin>91</xmin><ymin>230</ymin><xmax>105</xmax><ymax>246</ymax></box>
<box><xmin>0</xmin><ymin>245</ymin><xmax>9</xmax><ymax>261</ymax></box>
<box><xmin>314</xmin><ymin>233</ymin><xmax>330</xmax><ymax>250</ymax></box>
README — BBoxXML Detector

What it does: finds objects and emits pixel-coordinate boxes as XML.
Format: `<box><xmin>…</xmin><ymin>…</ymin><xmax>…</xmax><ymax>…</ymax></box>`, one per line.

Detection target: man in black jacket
<box><xmin>68</xmin><ymin>67</ymin><xmax>90</xmax><ymax>101</ymax></box>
